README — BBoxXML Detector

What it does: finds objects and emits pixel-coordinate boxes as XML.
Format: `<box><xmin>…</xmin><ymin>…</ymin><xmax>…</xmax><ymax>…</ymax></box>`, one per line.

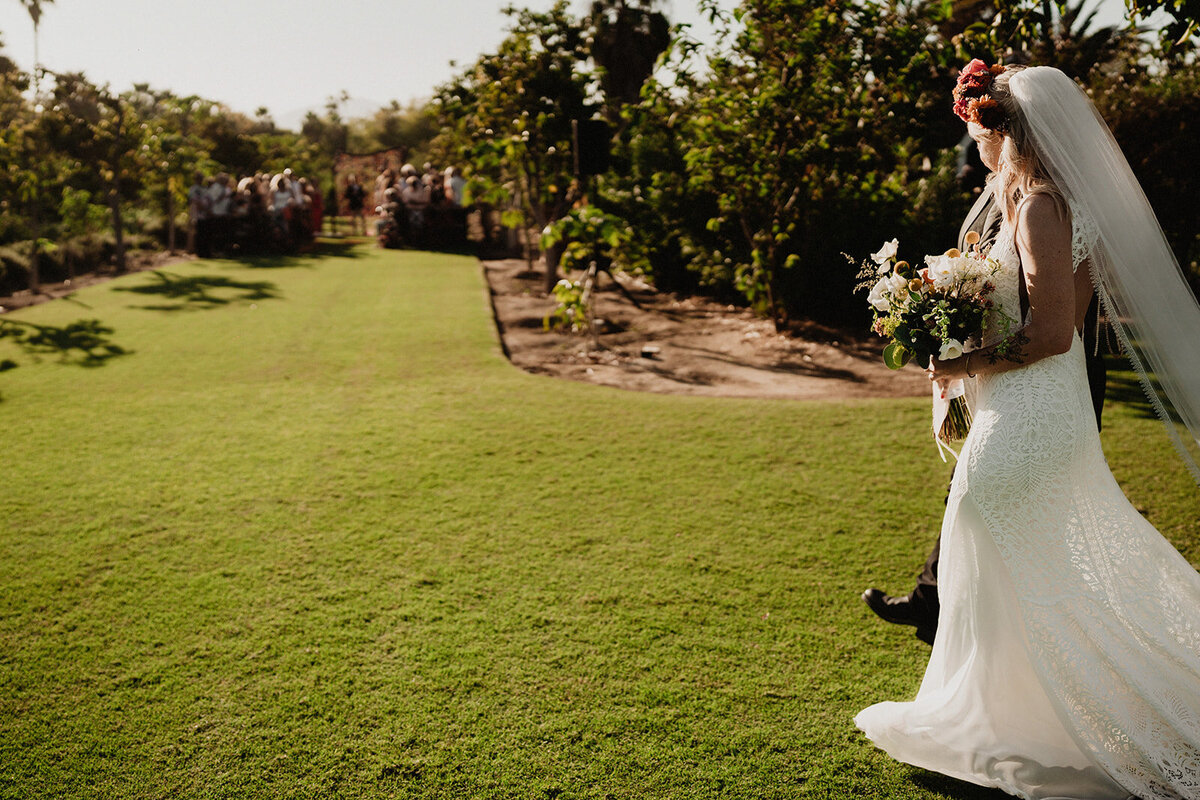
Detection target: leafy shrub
<box><xmin>543</xmin><ymin>278</ymin><xmax>591</xmax><ymax>333</ymax></box>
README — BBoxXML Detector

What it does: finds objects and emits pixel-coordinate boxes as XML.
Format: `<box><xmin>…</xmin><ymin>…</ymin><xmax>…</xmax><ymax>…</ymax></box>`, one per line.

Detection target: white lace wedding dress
<box><xmin>856</xmin><ymin>206</ymin><xmax>1200</xmax><ymax>800</ymax></box>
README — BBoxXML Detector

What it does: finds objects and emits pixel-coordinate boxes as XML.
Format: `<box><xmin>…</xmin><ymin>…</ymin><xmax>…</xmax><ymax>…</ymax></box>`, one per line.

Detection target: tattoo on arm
<box><xmin>987</xmin><ymin>331</ymin><xmax>1031</xmax><ymax>365</ymax></box>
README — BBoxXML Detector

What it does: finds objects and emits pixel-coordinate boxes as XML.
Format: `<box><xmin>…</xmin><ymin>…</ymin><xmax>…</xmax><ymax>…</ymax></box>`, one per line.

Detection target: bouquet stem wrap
<box><xmin>932</xmin><ymin>378</ymin><xmax>973</xmax><ymax>461</ymax></box>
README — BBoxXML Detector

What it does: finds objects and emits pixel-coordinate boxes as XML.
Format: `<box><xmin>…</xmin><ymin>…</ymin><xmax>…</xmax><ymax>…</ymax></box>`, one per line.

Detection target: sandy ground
<box><xmin>482</xmin><ymin>257</ymin><xmax>930</xmax><ymax>400</ymax></box>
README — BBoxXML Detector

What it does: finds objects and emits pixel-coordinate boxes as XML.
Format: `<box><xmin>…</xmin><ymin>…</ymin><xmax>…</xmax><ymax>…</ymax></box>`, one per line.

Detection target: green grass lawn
<box><xmin>1</xmin><ymin>242</ymin><xmax>1196</xmax><ymax>799</ymax></box>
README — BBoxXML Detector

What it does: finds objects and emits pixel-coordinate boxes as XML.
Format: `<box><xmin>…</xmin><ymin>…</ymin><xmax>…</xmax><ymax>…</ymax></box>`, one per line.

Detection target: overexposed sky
<box><xmin>0</xmin><ymin>0</ymin><xmax>733</xmax><ymax>124</ymax></box>
<box><xmin>0</xmin><ymin>0</ymin><xmax>1133</xmax><ymax>126</ymax></box>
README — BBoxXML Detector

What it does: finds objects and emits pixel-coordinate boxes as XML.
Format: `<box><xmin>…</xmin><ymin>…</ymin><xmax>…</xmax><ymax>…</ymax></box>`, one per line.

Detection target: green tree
<box><xmin>300</xmin><ymin>91</ymin><xmax>351</xmax><ymax>199</ymax></box>
<box><xmin>6</xmin><ymin>4</ymin><xmax>56</xmax><ymax>288</ymax></box>
<box><xmin>124</xmin><ymin>86</ymin><xmax>215</xmax><ymax>252</ymax></box>
<box><xmin>39</xmin><ymin>71</ymin><xmax>147</xmax><ymax>271</ymax></box>
<box><xmin>0</xmin><ymin>53</ymin><xmax>58</xmax><ymax>291</ymax></box>
<box><xmin>588</xmin><ymin>28</ymin><xmax>722</xmax><ymax>298</ymax></box>
<box><xmin>17</xmin><ymin>0</ymin><xmax>53</xmax><ymax>91</ymax></box>
<box><xmin>347</xmin><ymin>100</ymin><xmax>439</xmax><ymax>160</ymax></box>
<box><xmin>670</xmin><ymin>0</ymin><xmax>958</xmax><ymax>327</ymax></box>
<box><xmin>588</xmin><ymin>0</ymin><xmax>672</xmax><ymax>115</ymax></box>
<box><xmin>955</xmin><ymin>0</ymin><xmax>1141</xmax><ymax>80</ymax></box>
<box><xmin>1127</xmin><ymin>0</ymin><xmax>1200</xmax><ymax>44</ymax></box>
<box><xmin>431</xmin><ymin>1</ymin><xmax>592</xmax><ymax>291</ymax></box>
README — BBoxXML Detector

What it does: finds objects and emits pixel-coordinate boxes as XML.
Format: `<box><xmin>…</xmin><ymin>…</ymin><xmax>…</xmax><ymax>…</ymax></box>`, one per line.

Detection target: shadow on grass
<box><xmin>239</xmin><ymin>238</ymin><xmax>368</xmax><ymax>269</ymax></box>
<box><xmin>117</xmin><ymin>271</ymin><xmax>279</xmax><ymax>312</ymax></box>
<box><xmin>1104</xmin><ymin>356</ymin><xmax>1158</xmax><ymax>421</ymax></box>
<box><xmin>0</xmin><ymin>317</ymin><xmax>129</xmax><ymax>369</ymax></box>
<box><xmin>910</xmin><ymin>771</ymin><xmax>1011</xmax><ymax>799</ymax></box>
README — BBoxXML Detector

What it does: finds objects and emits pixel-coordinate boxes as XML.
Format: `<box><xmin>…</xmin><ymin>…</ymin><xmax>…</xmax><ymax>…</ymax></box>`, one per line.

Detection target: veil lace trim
<box><xmin>1010</xmin><ymin>67</ymin><xmax>1200</xmax><ymax>485</ymax></box>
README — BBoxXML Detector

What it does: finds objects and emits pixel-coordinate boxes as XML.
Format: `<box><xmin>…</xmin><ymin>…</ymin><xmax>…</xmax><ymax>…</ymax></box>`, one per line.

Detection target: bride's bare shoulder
<box><xmin>1017</xmin><ymin>191</ymin><xmax>1069</xmax><ymax>223</ymax></box>
<box><xmin>1015</xmin><ymin>193</ymin><xmax>1071</xmax><ymax>250</ymax></box>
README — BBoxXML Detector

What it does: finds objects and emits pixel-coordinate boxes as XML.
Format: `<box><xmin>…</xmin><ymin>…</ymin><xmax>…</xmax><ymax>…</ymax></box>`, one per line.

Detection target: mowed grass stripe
<box><xmin>0</xmin><ymin>243</ymin><xmax>1195</xmax><ymax>799</ymax></box>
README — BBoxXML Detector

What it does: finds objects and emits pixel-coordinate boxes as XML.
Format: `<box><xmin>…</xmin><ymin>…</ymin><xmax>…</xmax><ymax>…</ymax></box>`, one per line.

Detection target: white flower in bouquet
<box><xmin>868</xmin><ymin>278</ymin><xmax>892</xmax><ymax>312</ymax></box>
<box><xmin>938</xmin><ymin>338</ymin><xmax>965</xmax><ymax>360</ymax></box>
<box><xmin>869</xmin><ymin>272</ymin><xmax>910</xmax><ymax>312</ymax></box>
<box><xmin>871</xmin><ymin>238</ymin><xmax>899</xmax><ymax>269</ymax></box>
<box><xmin>924</xmin><ymin>252</ymin><xmax>963</xmax><ymax>290</ymax></box>
<box><xmin>885</xmin><ymin>271</ymin><xmax>908</xmax><ymax>296</ymax></box>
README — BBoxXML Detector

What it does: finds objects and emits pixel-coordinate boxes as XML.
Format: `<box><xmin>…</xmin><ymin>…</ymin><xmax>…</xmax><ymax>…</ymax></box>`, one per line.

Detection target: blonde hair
<box><xmin>979</xmin><ymin>65</ymin><xmax>1067</xmax><ymax>225</ymax></box>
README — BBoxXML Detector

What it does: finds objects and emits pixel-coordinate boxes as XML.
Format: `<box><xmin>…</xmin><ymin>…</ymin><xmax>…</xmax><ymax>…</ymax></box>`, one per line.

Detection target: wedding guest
<box><xmin>444</xmin><ymin>166</ymin><xmax>466</xmax><ymax>208</ymax></box>
<box><xmin>284</xmin><ymin>168</ymin><xmax>304</xmax><ymax>208</ymax></box>
<box><xmin>375</xmin><ymin>186</ymin><xmax>403</xmax><ymax>243</ymax></box>
<box><xmin>187</xmin><ymin>171</ymin><xmax>211</xmax><ymax>256</ymax></box>
<box><xmin>271</xmin><ymin>175</ymin><xmax>296</xmax><ymax>238</ymax></box>
<box><xmin>401</xmin><ymin>175</ymin><xmax>430</xmax><ymax>240</ymax></box>
<box><xmin>207</xmin><ymin>173</ymin><xmax>234</xmax><ymax>255</ymax></box>
<box><xmin>300</xmin><ymin>177</ymin><xmax>322</xmax><ymax>235</ymax></box>
<box><xmin>344</xmin><ymin>173</ymin><xmax>366</xmax><ymax>234</ymax></box>
<box><xmin>375</xmin><ymin>168</ymin><xmax>396</xmax><ymax>209</ymax></box>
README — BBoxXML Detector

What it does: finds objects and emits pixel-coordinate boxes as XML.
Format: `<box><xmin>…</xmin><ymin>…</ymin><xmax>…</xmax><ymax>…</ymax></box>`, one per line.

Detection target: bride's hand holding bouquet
<box><xmin>856</xmin><ymin>233</ymin><xmax>1014</xmax><ymax>445</ymax></box>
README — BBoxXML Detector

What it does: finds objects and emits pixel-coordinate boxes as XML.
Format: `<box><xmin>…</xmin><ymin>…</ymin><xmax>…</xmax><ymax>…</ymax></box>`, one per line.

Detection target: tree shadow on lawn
<box><xmin>0</xmin><ymin>317</ymin><xmax>129</xmax><ymax>373</ymax></box>
<box><xmin>1104</xmin><ymin>355</ymin><xmax>1162</xmax><ymax>422</ymax></box>
<box><xmin>239</xmin><ymin>238</ymin><xmax>368</xmax><ymax>269</ymax></box>
<box><xmin>116</xmin><ymin>271</ymin><xmax>279</xmax><ymax>312</ymax></box>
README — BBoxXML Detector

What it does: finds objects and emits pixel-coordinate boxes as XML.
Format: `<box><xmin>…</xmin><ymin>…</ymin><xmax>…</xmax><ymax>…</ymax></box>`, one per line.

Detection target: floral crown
<box><xmin>953</xmin><ymin>59</ymin><xmax>1009</xmax><ymax>132</ymax></box>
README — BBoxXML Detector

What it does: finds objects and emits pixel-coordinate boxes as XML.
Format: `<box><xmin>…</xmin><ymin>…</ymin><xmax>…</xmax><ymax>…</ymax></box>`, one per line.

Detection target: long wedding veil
<box><xmin>1009</xmin><ymin>67</ymin><xmax>1200</xmax><ymax>485</ymax></box>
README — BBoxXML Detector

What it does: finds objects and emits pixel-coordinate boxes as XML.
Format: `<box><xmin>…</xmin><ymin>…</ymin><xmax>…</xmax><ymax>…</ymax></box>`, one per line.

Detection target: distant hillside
<box><xmin>274</xmin><ymin>95</ymin><xmax>391</xmax><ymax>132</ymax></box>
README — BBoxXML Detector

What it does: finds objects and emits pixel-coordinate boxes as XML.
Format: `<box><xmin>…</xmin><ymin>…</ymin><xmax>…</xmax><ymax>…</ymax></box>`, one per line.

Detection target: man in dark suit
<box><xmin>861</xmin><ymin>179</ymin><xmax>1108</xmax><ymax>645</ymax></box>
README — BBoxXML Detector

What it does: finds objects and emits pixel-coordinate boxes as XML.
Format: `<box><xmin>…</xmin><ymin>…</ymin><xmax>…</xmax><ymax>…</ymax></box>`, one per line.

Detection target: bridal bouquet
<box><xmin>856</xmin><ymin>234</ymin><xmax>1010</xmax><ymax>442</ymax></box>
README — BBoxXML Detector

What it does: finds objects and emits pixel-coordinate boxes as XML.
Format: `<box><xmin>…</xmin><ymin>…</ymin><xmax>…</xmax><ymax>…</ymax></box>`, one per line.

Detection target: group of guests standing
<box><xmin>186</xmin><ymin>162</ymin><xmax>473</xmax><ymax>257</ymax></box>
<box><xmin>366</xmin><ymin>162</ymin><xmax>468</xmax><ymax>250</ymax></box>
<box><xmin>187</xmin><ymin>169</ymin><xmax>323</xmax><ymax>257</ymax></box>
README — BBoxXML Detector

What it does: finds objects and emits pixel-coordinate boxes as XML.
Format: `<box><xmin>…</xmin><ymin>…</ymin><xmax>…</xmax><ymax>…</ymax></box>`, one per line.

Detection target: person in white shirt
<box><xmin>443</xmin><ymin>166</ymin><xmax>466</xmax><ymax>207</ymax></box>
<box><xmin>271</xmin><ymin>175</ymin><xmax>296</xmax><ymax>239</ymax></box>
<box><xmin>284</xmin><ymin>169</ymin><xmax>304</xmax><ymax>207</ymax></box>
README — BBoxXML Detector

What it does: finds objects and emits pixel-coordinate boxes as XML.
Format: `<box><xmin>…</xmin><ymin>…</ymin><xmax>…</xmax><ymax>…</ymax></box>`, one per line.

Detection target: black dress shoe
<box><xmin>862</xmin><ymin>588</ymin><xmax>936</xmax><ymax>645</ymax></box>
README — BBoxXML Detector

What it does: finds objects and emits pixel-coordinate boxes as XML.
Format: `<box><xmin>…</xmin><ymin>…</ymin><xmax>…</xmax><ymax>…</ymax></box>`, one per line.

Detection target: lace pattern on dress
<box><xmin>962</xmin><ymin>212</ymin><xmax>1200</xmax><ymax>799</ymax></box>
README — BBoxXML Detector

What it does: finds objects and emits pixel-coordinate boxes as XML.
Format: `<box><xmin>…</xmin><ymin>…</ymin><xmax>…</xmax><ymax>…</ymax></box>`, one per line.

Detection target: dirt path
<box><xmin>482</xmin><ymin>258</ymin><xmax>930</xmax><ymax>400</ymax></box>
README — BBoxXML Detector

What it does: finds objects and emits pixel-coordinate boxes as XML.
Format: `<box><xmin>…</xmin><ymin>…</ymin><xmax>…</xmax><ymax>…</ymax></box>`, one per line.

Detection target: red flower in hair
<box><xmin>953</xmin><ymin>59</ymin><xmax>1007</xmax><ymax>128</ymax></box>
<box><xmin>960</xmin><ymin>59</ymin><xmax>992</xmax><ymax>81</ymax></box>
<box><xmin>967</xmin><ymin>96</ymin><xmax>1004</xmax><ymax>129</ymax></box>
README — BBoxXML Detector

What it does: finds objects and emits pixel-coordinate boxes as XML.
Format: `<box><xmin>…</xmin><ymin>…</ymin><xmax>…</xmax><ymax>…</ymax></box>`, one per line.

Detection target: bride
<box><xmin>855</xmin><ymin>63</ymin><xmax>1200</xmax><ymax>799</ymax></box>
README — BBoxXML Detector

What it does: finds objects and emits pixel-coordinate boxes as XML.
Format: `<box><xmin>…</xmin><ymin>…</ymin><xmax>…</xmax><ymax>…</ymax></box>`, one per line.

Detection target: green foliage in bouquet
<box><xmin>857</xmin><ymin>239</ymin><xmax>1011</xmax><ymax>374</ymax></box>
<box><xmin>856</xmin><ymin>237</ymin><xmax>1016</xmax><ymax>443</ymax></box>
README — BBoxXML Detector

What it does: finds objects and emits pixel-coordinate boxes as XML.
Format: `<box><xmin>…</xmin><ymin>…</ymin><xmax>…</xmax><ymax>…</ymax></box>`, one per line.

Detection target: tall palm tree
<box><xmin>18</xmin><ymin>0</ymin><xmax>53</xmax><ymax>93</ymax></box>
<box><xmin>1034</xmin><ymin>0</ymin><xmax>1139</xmax><ymax>80</ymax></box>
<box><xmin>588</xmin><ymin>0</ymin><xmax>671</xmax><ymax>113</ymax></box>
<box><xmin>17</xmin><ymin>0</ymin><xmax>53</xmax><ymax>292</ymax></box>
<box><xmin>946</xmin><ymin>0</ymin><xmax>1137</xmax><ymax>81</ymax></box>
